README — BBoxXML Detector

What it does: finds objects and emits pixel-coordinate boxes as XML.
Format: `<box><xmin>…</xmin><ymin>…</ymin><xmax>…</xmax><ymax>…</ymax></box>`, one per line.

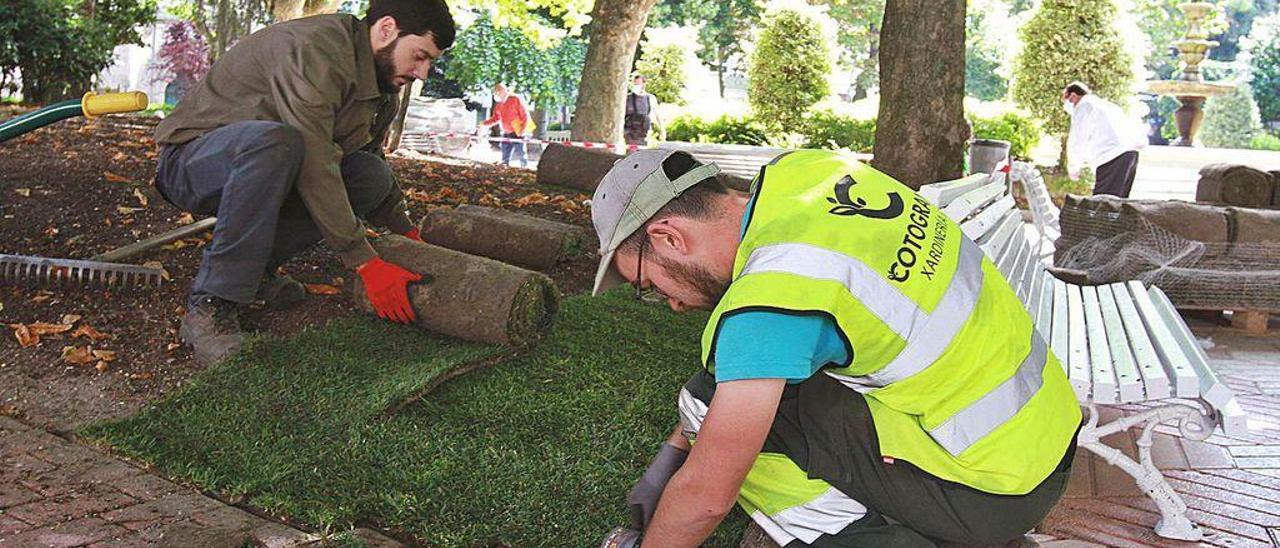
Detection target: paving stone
<box><xmin>190</xmin><ymin>505</ymin><xmax>260</xmax><ymax>533</ymax></box>
<box><xmin>0</xmin><ymin>516</ymin><xmax>126</xmax><ymax>547</ymax></box>
<box><xmin>1149</xmin><ymin>431</ymin><xmax>1190</xmax><ymax>470</ymax></box>
<box><xmin>1063</xmin><ymin>452</ymin><xmax>1094</xmax><ymax>498</ymax></box>
<box><xmin>1229</xmin><ymin>445</ymin><xmax>1280</xmax><ymax>457</ymax></box>
<box><xmin>0</xmin><ymin>514</ymin><xmax>33</xmax><ymax>536</ymax></box>
<box><xmin>347</xmin><ymin>527</ymin><xmax>405</xmax><ymax>547</ymax></box>
<box><xmin>0</xmin><ymin>482</ymin><xmax>40</xmax><ymax>509</ymax></box>
<box><xmin>107</xmin><ymin>472</ymin><xmax>179</xmax><ymax>501</ymax></box>
<box><xmin>251</xmin><ymin>521</ymin><xmax>318</xmax><ymax>548</ymax></box>
<box><xmin>1235</xmin><ymin>457</ymin><xmax>1280</xmax><ymax>469</ymax></box>
<box><xmin>152</xmin><ymin>520</ymin><xmax>253</xmax><ymax>548</ymax></box>
<box><xmin>100</xmin><ymin>492</ymin><xmax>222</xmax><ymax>529</ymax></box>
<box><xmin>1178</xmin><ymin>438</ymin><xmax>1236</xmax><ymax>469</ymax></box>
<box><xmin>4</xmin><ymin>485</ymin><xmax>136</xmax><ymax>526</ymax></box>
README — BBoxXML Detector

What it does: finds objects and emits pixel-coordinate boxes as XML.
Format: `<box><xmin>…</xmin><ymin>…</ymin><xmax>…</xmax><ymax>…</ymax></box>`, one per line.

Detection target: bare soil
<box><xmin>0</xmin><ymin>114</ymin><xmax>597</xmax><ymax>431</ymax></box>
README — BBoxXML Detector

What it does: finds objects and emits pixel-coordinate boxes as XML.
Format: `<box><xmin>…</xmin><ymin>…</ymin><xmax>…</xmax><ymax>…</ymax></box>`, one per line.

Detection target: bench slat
<box><xmin>1128</xmin><ymin>281</ymin><xmax>1199</xmax><ymax>398</ymax></box>
<box><xmin>1017</xmin><ymin>238</ymin><xmax>1041</xmax><ymax>307</ymax></box>
<box><xmin>1035</xmin><ymin>270</ymin><xmax>1054</xmax><ymax>342</ymax></box>
<box><xmin>1011</xmin><ymin>238</ymin><xmax>1034</xmax><ymax>305</ymax></box>
<box><xmin>1109</xmin><ymin>282</ymin><xmax>1171</xmax><ymax>400</ymax></box>
<box><xmin>1066</xmin><ymin>284</ymin><xmax>1091</xmax><ymax>399</ymax></box>
<box><xmin>1025</xmin><ymin>257</ymin><xmax>1046</xmax><ymax>314</ymax></box>
<box><xmin>1096</xmin><ymin>285</ymin><xmax>1144</xmax><ymax>402</ymax></box>
<box><xmin>1144</xmin><ymin>285</ymin><xmax>1246</xmax><ymax>436</ymax></box>
<box><xmin>944</xmin><ymin>181</ymin><xmax>1005</xmax><ymax>223</ymax></box>
<box><xmin>960</xmin><ymin>195</ymin><xmax>1015</xmax><ymax>241</ymax></box>
<box><xmin>1082</xmin><ymin>286</ymin><xmax>1118</xmax><ymax>403</ymax></box>
<box><xmin>978</xmin><ymin>211</ymin><xmax>1021</xmax><ymax>260</ymax></box>
<box><xmin>999</xmin><ymin>231</ymin><xmax>1028</xmax><ymax>281</ymax></box>
<box><xmin>920</xmin><ymin>173</ymin><xmax>991</xmax><ymax>207</ymax></box>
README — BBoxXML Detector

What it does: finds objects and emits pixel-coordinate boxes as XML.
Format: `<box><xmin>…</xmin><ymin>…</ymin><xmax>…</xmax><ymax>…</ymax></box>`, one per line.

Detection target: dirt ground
<box><xmin>0</xmin><ymin>114</ymin><xmax>597</xmax><ymax>432</ymax></box>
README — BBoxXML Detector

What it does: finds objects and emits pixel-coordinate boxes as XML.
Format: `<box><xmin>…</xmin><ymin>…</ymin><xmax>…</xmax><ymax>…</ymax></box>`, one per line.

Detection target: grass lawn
<box><xmin>83</xmin><ymin>291</ymin><xmax>749</xmax><ymax>546</ymax></box>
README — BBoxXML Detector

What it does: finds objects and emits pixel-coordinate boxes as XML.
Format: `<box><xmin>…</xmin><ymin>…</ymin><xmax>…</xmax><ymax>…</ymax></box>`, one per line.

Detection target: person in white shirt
<box><xmin>1062</xmin><ymin>81</ymin><xmax>1147</xmax><ymax>197</ymax></box>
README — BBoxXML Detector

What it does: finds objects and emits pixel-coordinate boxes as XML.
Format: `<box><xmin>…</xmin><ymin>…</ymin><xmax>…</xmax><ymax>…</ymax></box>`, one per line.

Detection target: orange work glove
<box><xmin>402</xmin><ymin>227</ymin><xmax>424</xmax><ymax>243</ymax></box>
<box><xmin>357</xmin><ymin>257</ymin><xmax>423</xmax><ymax>324</ymax></box>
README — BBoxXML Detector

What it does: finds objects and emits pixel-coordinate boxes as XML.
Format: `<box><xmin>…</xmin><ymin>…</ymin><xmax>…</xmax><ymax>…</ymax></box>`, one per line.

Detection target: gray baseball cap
<box><xmin>590</xmin><ymin>149</ymin><xmax>722</xmax><ymax>296</ymax></box>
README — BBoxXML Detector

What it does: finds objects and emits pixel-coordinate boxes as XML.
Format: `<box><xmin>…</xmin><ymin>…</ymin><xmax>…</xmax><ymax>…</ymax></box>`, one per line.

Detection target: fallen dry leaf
<box><xmin>95</xmin><ymin>361</ymin><xmax>109</xmax><ymax>372</ymax></box>
<box><xmin>28</xmin><ymin>322</ymin><xmax>73</xmax><ymax>336</ymax></box>
<box><xmin>142</xmin><ymin>261</ymin><xmax>171</xmax><ymax>282</ymax></box>
<box><xmin>60</xmin><ymin>314</ymin><xmax>82</xmax><ymax>325</ymax></box>
<box><xmin>91</xmin><ymin>349</ymin><xmax>116</xmax><ymax>362</ymax></box>
<box><xmin>117</xmin><ymin>206</ymin><xmax>142</xmax><ymax>215</ymax></box>
<box><xmin>10</xmin><ymin>324</ymin><xmax>37</xmax><ymax>347</ymax></box>
<box><xmin>103</xmin><ymin>171</ymin><xmax>130</xmax><ymax>184</ymax></box>
<box><xmin>176</xmin><ymin>212</ymin><xmax>195</xmax><ymax>225</ymax></box>
<box><xmin>514</xmin><ymin>192</ymin><xmax>551</xmax><ymax>207</ymax></box>
<box><xmin>120</xmin><ymin>217</ymin><xmax>135</xmax><ymax>226</ymax></box>
<box><xmin>132</xmin><ymin>187</ymin><xmax>149</xmax><ymax>208</ymax></box>
<box><xmin>14</xmin><ymin>188</ymin><xmax>30</xmax><ymax>197</ymax></box>
<box><xmin>128</xmin><ymin>372</ymin><xmax>154</xmax><ymax>380</ymax></box>
<box><xmin>61</xmin><ymin>345</ymin><xmax>95</xmax><ymax>365</ymax></box>
<box><xmin>166</xmin><ymin>342</ymin><xmax>181</xmax><ymax>352</ymax></box>
<box><xmin>43</xmin><ymin>226</ymin><xmax>59</xmax><ymax>238</ymax></box>
<box><xmin>72</xmin><ymin>324</ymin><xmax>111</xmax><ymax>341</ymax></box>
<box><xmin>111</xmin><ymin>151</ymin><xmax>128</xmax><ymax>162</ymax></box>
<box><xmin>304</xmin><ymin>283</ymin><xmax>341</xmax><ymax>295</ymax></box>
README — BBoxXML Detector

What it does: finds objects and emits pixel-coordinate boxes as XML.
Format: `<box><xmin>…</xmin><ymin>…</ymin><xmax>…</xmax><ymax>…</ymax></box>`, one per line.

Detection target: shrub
<box><xmin>1200</xmin><ymin>83</ymin><xmax>1262</xmax><ymax>149</ymax></box>
<box><xmin>664</xmin><ymin>113</ymin><xmax>768</xmax><ymax>146</ymax></box>
<box><xmin>1244</xmin><ymin>13</ymin><xmax>1280</xmax><ymax>124</ymax></box>
<box><xmin>969</xmin><ymin>111</ymin><xmax>1041</xmax><ymax>159</ymax></box>
<box><xmin>1249</xmin><ymin>132</ymin><xmax>1280</xmax><ymax>151</ymax></box>
<box><xmin>799</xmin><ymin>109</ymin><xmax>875</xmax><ymax>152</ymax></box>
<box><xmin>747</xmin><ymin>8</ymin><xmax>831</xmax><ymax>130</ymax></box>
<box><xmin>634</xmin><ymin>42</ymin><xmax>687</xmax><ymax>106</ymax></box>
<box><xmin>151</xmin><ymin>21</ymin><xmax>210</xmax><ymax>85</ymax></box>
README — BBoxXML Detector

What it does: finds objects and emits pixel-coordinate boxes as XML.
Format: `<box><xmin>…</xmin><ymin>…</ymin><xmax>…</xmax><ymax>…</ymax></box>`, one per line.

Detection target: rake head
<box><xmin>0</xmin><ymin>254</ymin><xmax>164</xmax><ymax>290</ymax></box>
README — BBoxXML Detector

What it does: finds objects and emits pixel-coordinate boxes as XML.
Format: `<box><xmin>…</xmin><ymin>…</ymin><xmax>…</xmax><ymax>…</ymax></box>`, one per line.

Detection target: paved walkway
<box><xmin>1128</xmin><ymin>146</ymin><xmax>1280</xmax><ymax>202</ymax></box>
<box><xmin>0</xmin><ymin>416</ymin><xmax>400</xmax><ymax>547</ymax></box>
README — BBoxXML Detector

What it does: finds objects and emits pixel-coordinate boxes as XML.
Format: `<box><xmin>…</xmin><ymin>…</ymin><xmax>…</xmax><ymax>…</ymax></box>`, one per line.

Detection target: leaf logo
<box><xmin>826</xmin><ymin>175</ymin><xmax>905</xmax><ymax>220</ymax></box>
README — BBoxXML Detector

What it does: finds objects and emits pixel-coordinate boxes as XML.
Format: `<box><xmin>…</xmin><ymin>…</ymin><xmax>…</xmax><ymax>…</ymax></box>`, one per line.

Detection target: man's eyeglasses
<box><xmin>634</xmin><ymin>238</ymin><xmax>668</xmax><ymax>304</ymax></box>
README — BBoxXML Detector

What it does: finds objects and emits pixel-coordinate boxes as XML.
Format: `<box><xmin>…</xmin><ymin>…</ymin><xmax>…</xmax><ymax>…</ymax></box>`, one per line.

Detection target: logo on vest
<box><xmin>826</xmin><ymin>175</ymin><xmax>904</xmax><ymax>219</ymax></box>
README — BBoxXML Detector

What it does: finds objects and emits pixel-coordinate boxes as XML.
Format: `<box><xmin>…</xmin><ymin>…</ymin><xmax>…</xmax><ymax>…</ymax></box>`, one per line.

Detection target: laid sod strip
<box><xmin>84</xmin><ymin>291</ymin><xmax>747</xmax><ymax>546</ymax></box>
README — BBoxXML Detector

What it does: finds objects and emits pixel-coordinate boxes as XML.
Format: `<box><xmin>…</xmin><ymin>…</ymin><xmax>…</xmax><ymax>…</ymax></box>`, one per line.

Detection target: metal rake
<box><xmin>0</xmin><ymin>254</ymin><xmax>164</xmax><ymax>289</ymax></box>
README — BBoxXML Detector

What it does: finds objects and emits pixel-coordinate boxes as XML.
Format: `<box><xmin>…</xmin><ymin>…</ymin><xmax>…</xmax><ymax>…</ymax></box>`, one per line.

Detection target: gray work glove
<box><xmin>627</xmin><ymin>443</ymin><xmax>689</xmax><ymax>530</ymax></box>
<box><xmin>599</xmin><ymin>526</ymin><xmax>642</xmax><ymax>548</ymax></box>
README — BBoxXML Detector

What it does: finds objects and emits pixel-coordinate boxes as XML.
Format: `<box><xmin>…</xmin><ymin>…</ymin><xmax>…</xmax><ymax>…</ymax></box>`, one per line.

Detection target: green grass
<box><xmin>1042</xmin><ymin>169</ymin><xmax>1093</xmax><ymax>205</ymax></box>
<box><xmin>84</xmin><ymin>291</ymin><xmax>747</xmax><ymax>546</ymax></box>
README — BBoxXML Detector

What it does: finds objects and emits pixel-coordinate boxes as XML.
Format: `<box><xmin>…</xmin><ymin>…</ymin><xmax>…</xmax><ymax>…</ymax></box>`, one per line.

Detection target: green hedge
<box><xmin>799</xmin><ymin>109</ymin><xmax>876</xmax><ymax>152</ymax></box>
<box><xmin>969</xmin><ymin>111</ymin><xmax>1041</xmax><ymax>159</ymax></box>
<box><xmin>666</xmin><ymin>114</ymin><xmax>769</xmax><ymax>146</ymax></box>
<box><xmin>1250</xmin><ymin>132</ymin><xmax>1280</xmax><ymax>151</ymax></box>
<box><xmin>666</xmin><ymin>109</ymin><xmax>1041</xmax><ymax>159</ymax></box>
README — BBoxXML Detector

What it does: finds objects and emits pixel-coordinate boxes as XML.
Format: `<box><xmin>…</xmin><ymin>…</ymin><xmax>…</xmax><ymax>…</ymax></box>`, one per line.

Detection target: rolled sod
<box><xmin>420</xmin><ymin>205</ymin><xmax>591</xmax><ymax>270</ymax></box>
<box><xmin>535</xmin><ymin>142</ymin><xmax>754</xmax><ymax>193</ymax></box>
<box><xmin>351</xmin><ymin>235</ymin><xmax>559</xmax><ymax>346</ymax></box>
<box><xmin>1197</xmin><ymin>163</ymin><xmax>1274</xmax><ymax>208</ymax></box>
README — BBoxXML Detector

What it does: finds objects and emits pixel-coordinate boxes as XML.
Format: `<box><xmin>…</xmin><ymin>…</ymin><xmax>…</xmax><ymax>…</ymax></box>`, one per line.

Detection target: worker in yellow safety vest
<box><xmin>589</xmin><ymin>148</ymin><xmax>1082</xmax><ymax>547</ymax></box>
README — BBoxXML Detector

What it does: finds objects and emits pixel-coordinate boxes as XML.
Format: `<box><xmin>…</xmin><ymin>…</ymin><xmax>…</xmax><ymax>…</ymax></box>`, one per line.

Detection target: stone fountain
<box><xmin>1145</xmin><ymin>2</ymin><xmax>1234</xmax><ymax>146</ymax></box>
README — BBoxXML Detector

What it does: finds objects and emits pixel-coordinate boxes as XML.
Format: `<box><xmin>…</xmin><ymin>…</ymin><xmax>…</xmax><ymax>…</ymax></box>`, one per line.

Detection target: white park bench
<box><xmin>919</xmin><ymin>171</ymin><xmax>1248</xmax><ymax>542</ymax></box>
<box><xmin>1008</xmin><ymin>161</ymin><xmax>1061</xmax><ymax>255</ymax></box>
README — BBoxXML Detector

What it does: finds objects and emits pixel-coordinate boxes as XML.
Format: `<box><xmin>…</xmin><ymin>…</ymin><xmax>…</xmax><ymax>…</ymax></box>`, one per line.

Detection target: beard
<box><xmin>373</xmin><ymin>39</ymin><xmax>400</xmax><ymax>94</ymax></box>
<box><xmin>656</xmin><ymin>253</ymin><xmax>730</xmax><ymax>309</ymax></box>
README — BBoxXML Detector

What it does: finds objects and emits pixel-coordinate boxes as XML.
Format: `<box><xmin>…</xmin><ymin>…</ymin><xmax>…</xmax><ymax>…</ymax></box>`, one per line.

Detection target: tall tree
<box><xmin>649</xmin><ymin>0</ymin><xmax>759</xmax><ymax>98</ymax></box>
<box><xmin>872</xmin><ymin>0</ymin><xmax>967</xmax><ymax>188</ymax></box>
<box><xmin>748</xmin><ymin>7</ymin><xmax>831</xmax><ymax>131</ymax></box>
<box><xmin>819</xmin><ymin>0</ymin><xmax>885</xmax><ymax>101</ymax></box>
<box><xmin>270</xmin><ymin>0</ymin><xmax>338</xmax><ymax>21</ymax></box>
<box><xmin>570</xmin><ymin>0</ymin><xmax>659</xmax><ymax>144</ymax></box>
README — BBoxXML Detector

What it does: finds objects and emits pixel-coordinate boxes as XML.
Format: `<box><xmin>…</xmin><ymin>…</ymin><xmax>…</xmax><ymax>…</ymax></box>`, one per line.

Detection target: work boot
<box><xmin>256</xmin><ymin>273</ymin><xmax>306</xmax><ymax>309</ymax></box>
<box><xmin>180</xmin><ymin>295</ymin><xmax>245</xmax><ymax>366</ymax></box>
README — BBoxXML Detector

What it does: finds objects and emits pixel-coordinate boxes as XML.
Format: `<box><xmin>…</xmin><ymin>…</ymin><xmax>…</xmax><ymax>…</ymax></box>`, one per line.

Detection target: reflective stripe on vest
<box><xmin>679</xmin><ymin>389</ymin><xmax>869</xmax><ymax>546</ymax></box>
<box><xmin>929</xmin><ymin>330</ymin><xmax>1049</xmax><ymax>455</ymax></box>
<box><xmin>750</xmin><ymin>487</ymin><xmax>867</xmax><ymax>546</ymax></box>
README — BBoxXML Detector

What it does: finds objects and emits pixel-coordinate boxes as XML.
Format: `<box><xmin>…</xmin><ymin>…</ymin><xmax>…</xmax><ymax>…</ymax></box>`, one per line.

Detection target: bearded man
<box><xmin>153</xmin><ymin>0</ymin><xmax>454</xmax><ymax>365</ymax></box>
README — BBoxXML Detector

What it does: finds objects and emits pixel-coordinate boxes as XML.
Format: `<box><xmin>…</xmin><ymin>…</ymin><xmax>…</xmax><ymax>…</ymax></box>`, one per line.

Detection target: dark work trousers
<box><xmin>683</xmin><ymin>371</ymin><xmax>1076</xmax><ymax>547</ymax></box>
<box><xmin>154</xmin><ymin>120</ymin><xmax>398</xmax><ymax>307</ymax></box>
<box><xmin>499</xmin><ymin>132</ymin><xmax>527</xmax><ymax>167</ymax></box>
<box><xmin>1093</xmin><ymin>150</ymin><xmax>1139</xmax><ymax>198</ymax></box>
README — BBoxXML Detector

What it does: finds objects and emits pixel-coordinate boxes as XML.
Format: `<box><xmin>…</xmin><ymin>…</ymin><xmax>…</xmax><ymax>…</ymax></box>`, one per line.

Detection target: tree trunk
<box><xmin>569</xmin><ymin>0</ymin><xmax>658</xmax><ymax>145</ymax></box>
<box><xmin>271</xmin><ymin>0</ymin><xmax>303</xmax><ymax>21</ymax></box>
<box><xmin>872</xmin><ymin>0</ymin><xmax>967</xmax><ymax>189</ymax></box>
<box><xmin>301</xmin><ymin>0</ymin><xmax>337</xmax><ymax>17</ymax></box>
<box><xmin>385</xmin><ymin>80</ymin><xmax>421</xmax><ymax>153</ymax></box>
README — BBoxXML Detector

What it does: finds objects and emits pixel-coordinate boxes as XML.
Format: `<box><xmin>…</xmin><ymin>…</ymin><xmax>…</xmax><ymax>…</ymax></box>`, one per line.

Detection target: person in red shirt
<box><xmin>477</xmin><ymin>83</ymin><xmax>531</xmax><ymax>167</ymax></box>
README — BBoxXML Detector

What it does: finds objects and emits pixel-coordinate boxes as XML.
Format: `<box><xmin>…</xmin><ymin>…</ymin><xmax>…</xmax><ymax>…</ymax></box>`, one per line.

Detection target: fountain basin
<box><xmin>1145</xmin><ymin>80</ymin><xmax>1234</xmax><ymax>97</ymax></box>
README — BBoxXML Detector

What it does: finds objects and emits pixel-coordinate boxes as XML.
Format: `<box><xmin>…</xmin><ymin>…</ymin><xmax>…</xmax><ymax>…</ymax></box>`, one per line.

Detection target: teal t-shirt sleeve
<box><xmin>712</xmin><ymin>311</ymin><xmax>850</xmax><ymax>383</ymax></box>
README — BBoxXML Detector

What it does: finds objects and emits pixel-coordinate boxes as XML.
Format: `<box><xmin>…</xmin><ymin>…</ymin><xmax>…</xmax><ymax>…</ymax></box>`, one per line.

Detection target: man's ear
<box><xmin>372</xmin><ymin>15</ymin><xmax>400</xmax><ymax>47</ymax></box>
<box><xmin>646</xmin><ymin>220</ymin><xmax>689</xmax><ymax>256</ymax></box>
